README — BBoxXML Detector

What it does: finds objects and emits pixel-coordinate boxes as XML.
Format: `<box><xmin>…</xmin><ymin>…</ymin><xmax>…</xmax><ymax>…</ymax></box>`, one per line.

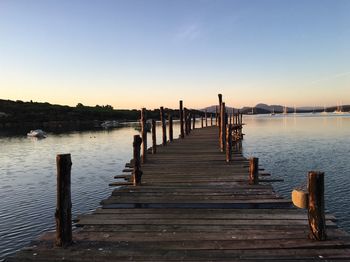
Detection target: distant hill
<box><xmin>203</xmin><ymin>103</ymin><xmax>350</xmax><ymax>114</ymax></box>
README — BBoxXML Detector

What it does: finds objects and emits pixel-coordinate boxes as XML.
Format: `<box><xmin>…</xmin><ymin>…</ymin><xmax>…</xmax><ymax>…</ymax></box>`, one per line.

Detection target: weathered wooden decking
<box><xmin>8</xmin><ymin>126</ymin><xmax>350</xmax><ymax>261</ymax></box>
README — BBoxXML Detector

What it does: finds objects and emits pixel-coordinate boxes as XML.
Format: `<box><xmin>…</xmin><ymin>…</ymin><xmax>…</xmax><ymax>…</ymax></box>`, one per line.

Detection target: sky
<box><xmin>0</xmin><ymin>0</ymin><xmax>349</xmax><ymax>109</ymax></box>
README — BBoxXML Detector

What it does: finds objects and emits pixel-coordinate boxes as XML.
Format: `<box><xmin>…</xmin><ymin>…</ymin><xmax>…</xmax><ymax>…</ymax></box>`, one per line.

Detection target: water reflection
<box><xmin>242</xmin><ymin>113</ymin><xmax>350</xmax><ymax>232</ymax></box>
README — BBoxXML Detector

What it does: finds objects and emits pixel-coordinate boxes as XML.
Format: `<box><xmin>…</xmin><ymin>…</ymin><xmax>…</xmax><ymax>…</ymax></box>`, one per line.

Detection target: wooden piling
<box><xmin>184</xmin><ymin>108</ymin><xmax>188</xmax><ymax>135</ymax></box>
<box><xmin>201</xmin><ymin>116</ymin><xmax>204</xmax><ymax>128</ymax></box>
<box><xmin>141</xmin><ymin>108</ymin><xmax>147</xmax><ymax>163</ymax></box>
<box><xmin>179</xmin><ymin>100</ymin><xmax>184</xmax><ymax>138</ymax></box>
<box><xmin>249</xmin><ymin>157</ymin><xmax>259</xmax><ymax>185</ymax></box>
<box><xmin>210</xmin><ymin>113</ymin><xmax>213</xmax><ymax>126</ymax></box>
<box><xmin>205</xmin><ymin>110</ymin><xmax>208</xmax><ymax>127</ymax></box>
<box><xmin>220</xmin><ymin>102</ymin><xmax>226</xmax><ymax>152</ymax></box>
<box><xmin>218</xmin><ymin>94</ymin><xmax>222</xmax><ymax>135</ymax></box>
<box><xmin>192</xmin><ymin>114</ymin><xmax>195</xmax><ymax>129</ymax></box>
<box><xmin>151</xmin><ymin>119</ymin><xmax>156</xmax><ymax>154</ymax></box>
<box><xmin>55</xmin><ymin>154</ymin><xmax>72</xmax><ymax>247</ymax></box>
<box><xmin>160</xmin><ymin>107</ymin><xmax>167</xmax><ymax>145</ymax></box>
<box><xmin>225</xmin><ymin>124</ymin><xmax>232</xmax><ymax>162</ymax></box>
<box><xmin>188</xmin><ymin>112</ymin><xmax>192</xmax><ymax>133</ymax></box>
<box><xmin>132</xmin><ymin>135</ymin><xmax>143</xmax><ymax>186</ymax></box>
<box><xmin>215</xmin><ymin>106</ymin><xmax>218</xmax><ymax>126</ymax></box>
<box><xmin>169</xmin><ymin>115</ymin><xmax>173</xmax><ymax>142</ymax></box>
<box><xmin>308</xmin><ymin>171</ymin><xmax>327</xmax><ymax>240</ymax></box>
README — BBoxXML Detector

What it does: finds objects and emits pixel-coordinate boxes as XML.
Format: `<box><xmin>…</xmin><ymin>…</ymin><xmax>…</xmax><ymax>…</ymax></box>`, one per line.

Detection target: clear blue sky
<box><xmin>1</xmin><ymin>0</ymin><xmax>349</xmax><ymax>109</ymax></box>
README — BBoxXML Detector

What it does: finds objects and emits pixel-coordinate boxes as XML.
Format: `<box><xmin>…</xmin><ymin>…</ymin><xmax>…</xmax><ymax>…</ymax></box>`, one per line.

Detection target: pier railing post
<box><xmin>205</xmin><ymin>110</ymin><xmax>208</xmax><ymax>127</ymax></box>
<box><xmin>133</xmin><ymin>135</ymin><xmax>143</xmax><ymax>186</ymax></box>
<box><xmin>151</xmin><ymin>119</ymin><xmax>156</xmax><ymax>154</ymax></box>
<box><xmin>184</xmin><ymin>108</ymin><xmax>188</xmax><ymax>135</ymax></box>
<box><xmin>192</xmin><ymin>114</ymin><xmax>196</xmax><ymax>129</ymax></box>
<box><xmin>160</xmin><ymin>106</ymin><xmax>167</xmax><ymax>145</ymax></box>
<box><xmin>225</xmin><ymin>124</ymin><xmax>232</xmax><ymax>162</ymax></box>
<box><xmin>220</xmin><ymin>102</ymin><xmax>226</xmax><ymax>152</ymax></box>
<box><xmin>210</xmin><ymin>113</ymin><xmax>213</xmax><ymax>126</ymax></box>
<box><xmin>249</xmin><ymin>157</ymin><xmax>259</xmax><ymax>185</ymax></box>
<box><xmin>169</xmin><ymin>114</ymin><xmax>173</xmax><ymax>142</ymax></box>
<box><xmin>55</xmin><ymin>154</ymin><xmax>72</xmax><ymax>247</ymax></box>
<box><xmin>201</xmin><ymin>116</ymin><xmax>204</xmax><ymax>128</ymax></box>
<box><xmin>215</xmin><ymin>106</ymin><xmax>218</xmax><ymax>126</ymax></box>
<box><xmin>179</xmin><ymin>100</ymin><xmax>184</xmax><ymax>138</ymax></box>
<box><xmin>141</xmin><ymin>108</ymin><xmax>147</xmax><ymax>163</ymax></box>
<box><xmin>188</xmin><ymin>112</ymin><xmax>192</xmax><ymax>133</ymax></box>
<box><xmin>218</xmin><ymin>94</ymin><xmax>222</xmax><ymax>135</ymax></box>
<box><xmin>308</xmin><ymin>171</ymin><xmax>327</xmax><ymax>240</ymax></box>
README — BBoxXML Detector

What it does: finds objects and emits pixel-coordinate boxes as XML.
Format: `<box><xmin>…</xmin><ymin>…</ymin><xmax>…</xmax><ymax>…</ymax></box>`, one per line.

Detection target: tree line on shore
<box><xmin>0</xmin><ymin>99</ymin><xmax>205</xmax><ymax>125</ymax></box>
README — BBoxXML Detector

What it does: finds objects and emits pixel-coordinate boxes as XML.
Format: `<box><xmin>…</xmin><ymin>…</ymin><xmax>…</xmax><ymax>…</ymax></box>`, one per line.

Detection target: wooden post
<box><xmin>169</xmin><ymin>115</ymin><xmax>173</xmax><ymax>142</ymax></box>
<box><xmin>249</xmin><ymin>157</ymin><xmax>259</xmax><ymax>185</ymax></box>
<box><xmin>184</xmin><ymin>108</ymin><xmax>187</xmax><ymax>135</ymax></box>
<box><xmin>210</xmin><ymin>113</ymin><xmax>213</xmax><ymax>126</ymax></box>
<box><xmin>220</xmin><ymin>102</ymin><xmax>226</xmax><ymax>152</ymax></box>
<box><xmin>160</xmin><ymin>107</ymin><xmax>167</xmax><ymax>145</ymax></box>
<box><xmin>205</xmin><ymin>110</ymin><xmax>208</xmax><ymax>127</ymax></box>
<box><xmin>179</xmin><ymin>100</ymin><xmax>184</xmax><ymax>138</ymax></box>
<box><xmin>192</xmin><ymin>114</ymin><xmax>195</xmax><ymax>129</ymax></box>
<box><xmin>229</xmin><ymin>113</ymin><xmax>232</xmax><ymax>125</ymax></box>
<box><xmin>215</xmin><ymin>106</ymin><xmax>218</xmax><ymax>126</ymax></box>
<box><xmin>201</xmin><ymin>116</ymin><xmax>204</xmax><ymax>128</ymax></box>
<box><xmin>225</xmin><ymin>124</ymin><xmax>232</xmax><ymax>162</ymax></box>
<box><xmin>151</xmin><ymin>119</ymin><xmax>156</xmax><ymax>154</ymax></box>
<box><xmin>141</xmin><ymin>108</ymin><xmax>147</xmax><ymax>164</ymax></box>
<box><xmin>132</xmin><ymin>135</ymin><xmax>143</xmax><ymax>186</ymax></box>
<box><xmin>308</xmin><ymin>171</ymin><xmax>326</xmax><ymax>240</ymax></box>
<box><xmin>55</xmin><ymin>154</ymin><xmax>72</xmax><ymax>247</ymax></box>
<box><xmin>218</xmin><ymin>94</ymin><xmax>222</xmax><ymax>135</ymax></box>
<box><xmin>188</xmin><ymin>112</ymin><xmax>192</xmax><ymax>133</ymax></box>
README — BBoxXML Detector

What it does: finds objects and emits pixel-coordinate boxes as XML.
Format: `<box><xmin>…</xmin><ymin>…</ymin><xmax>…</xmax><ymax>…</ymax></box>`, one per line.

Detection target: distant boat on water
<box><xmin>270</xmin><ymin>107</ymin><xmax>275</xmax><ymax>116</ymax></box>
<box><xmin>27</xmin><ymin>129</ymin><xmax>47</xmax><ymax>138</ymax></box>
<box><xmin>101</xmin><ymin>120</ymin><xmax>122</xmax><ymax>129</ymax></box>
<box><xmin>283</xmin><ymin>106</ymin><xmax>288</xmax><ymax>115</ymax></box>
<box><xmin>334</xmin><ymin>102</ymin><xmax>344</xmax><ymax>114</ymax></box>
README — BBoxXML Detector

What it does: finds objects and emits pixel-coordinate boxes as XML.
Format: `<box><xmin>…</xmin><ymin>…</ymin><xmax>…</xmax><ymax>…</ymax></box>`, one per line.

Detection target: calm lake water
<box><xmin>1</xmin><ymin>114</ymin><xmax>350</xmax><ymax>260</ymax></box>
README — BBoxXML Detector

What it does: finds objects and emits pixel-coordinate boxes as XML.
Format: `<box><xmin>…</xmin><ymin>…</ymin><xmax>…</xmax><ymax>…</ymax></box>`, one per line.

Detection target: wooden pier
<box><xmin>7</xmin><ymin>98</ymin><xmax>350</xmax><ymax>261</ymax></box>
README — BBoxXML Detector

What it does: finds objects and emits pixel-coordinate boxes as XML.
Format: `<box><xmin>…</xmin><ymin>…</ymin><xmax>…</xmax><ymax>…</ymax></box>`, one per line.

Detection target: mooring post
<box><xmin>218</xmin><ymin>94</ymin><xmax>223</xmax><ymax>135</ymax></box>
<box><xmin>192</xmin><ymin>114</ymin><xmax>196</xmax><ymax>129</ymax></box>
<box><xmin>179</xmin><ymin>100</ymin><xmax>184</xmax><ymax>138</ymax></box>
<box><xmin>249</xmin><ymin>157</ymin><xmax>259</xmax><ymax>185</ymax></box>
<box><xmin>132</xmin><ymin>135</ymin><xmax>143</xmax><ymax>186</ymax></box>
<box><xmin>210</xmin><ymin>113</ymin><xmax>213</xmax><ymax>126</ymax></box>
<box><xmin>188</xmin><ymin>112</ymin><xmax>192</xmax><ymax>133</ymax></box>
<box><xmin>201</xmin><ymin>116</ymin><xmax>204</xmax><ymax>128</ymax></box>
<box><xmin>141</xmin><ymin>108</ymin><xmax>147</xmax><ymax>163</ymax></box>
<box><xmin>308</xmin><ymin>171</ymin><xmax>327</xmax><ymax>240</ymax></box>
<box><xmin>55</xmin><ymin>154</ymin><xmax>72</xmax><ymax>247</ymax></box>
<box><xmin>169</xmin><ymin>114</ymin><xmax>173</xmax><ymax>142</ymax></box>
<box><xmin>220</xmin><ymin>102</ymin><xmax>226</xmax><ymax>152</ymax></box>
<box><xmin>215</xmin><ymin>106</ymin><xmax>218</xmax><ymax>126</ymax></box>
<box><xmin>205</xmin><ymin>110</ymin><xmax>208</xmax><ymax>127</ymax></box>
<box><xmin>151</xmin><ymin>119</ymin><xmax>156</xmax><ymax>154</ymax></box>
<box><xmin>160</xmin><ymin>106</ymin><xmax>167</xmax><ymax>145</ymax></box>
<box><xmin>184</xmin><ymin>108</ymin><xmax>188</xmax><ymax>135</ymax></box>
<box><xmin>225</xmin><ymin>124</ymin><xmax>232</xmax><ymax>162</ymax></box>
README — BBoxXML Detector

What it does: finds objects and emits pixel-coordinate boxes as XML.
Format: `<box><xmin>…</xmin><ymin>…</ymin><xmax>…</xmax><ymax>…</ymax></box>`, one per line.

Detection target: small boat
<box><xmin>270</xmin><ymin>107</ymin><xmax>275</xmax><ymax>116</ymax></box>
<box><xmin>27</xmin><ymin>129</ymin><xmax>47</xmax><ymax>138</ymax></box>
<box><xmin>101</xmin><ymin>120</ymin><xmax>121</xmax><ymax>129</ymax></box>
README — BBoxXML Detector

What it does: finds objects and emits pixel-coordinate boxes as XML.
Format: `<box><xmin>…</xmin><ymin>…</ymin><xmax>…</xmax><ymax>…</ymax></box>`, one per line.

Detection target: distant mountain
<box><xmin>203</xmin><ymin>103</ymin><xmax>350</xmax><ymax>114</ymax></box>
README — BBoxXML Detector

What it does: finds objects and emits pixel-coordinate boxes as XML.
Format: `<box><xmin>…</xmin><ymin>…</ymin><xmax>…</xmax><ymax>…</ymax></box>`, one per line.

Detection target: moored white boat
<box><xmin>27</xmin><ymin>129</ymin><xmax>47</xmax><ymax>138</ymax></box>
